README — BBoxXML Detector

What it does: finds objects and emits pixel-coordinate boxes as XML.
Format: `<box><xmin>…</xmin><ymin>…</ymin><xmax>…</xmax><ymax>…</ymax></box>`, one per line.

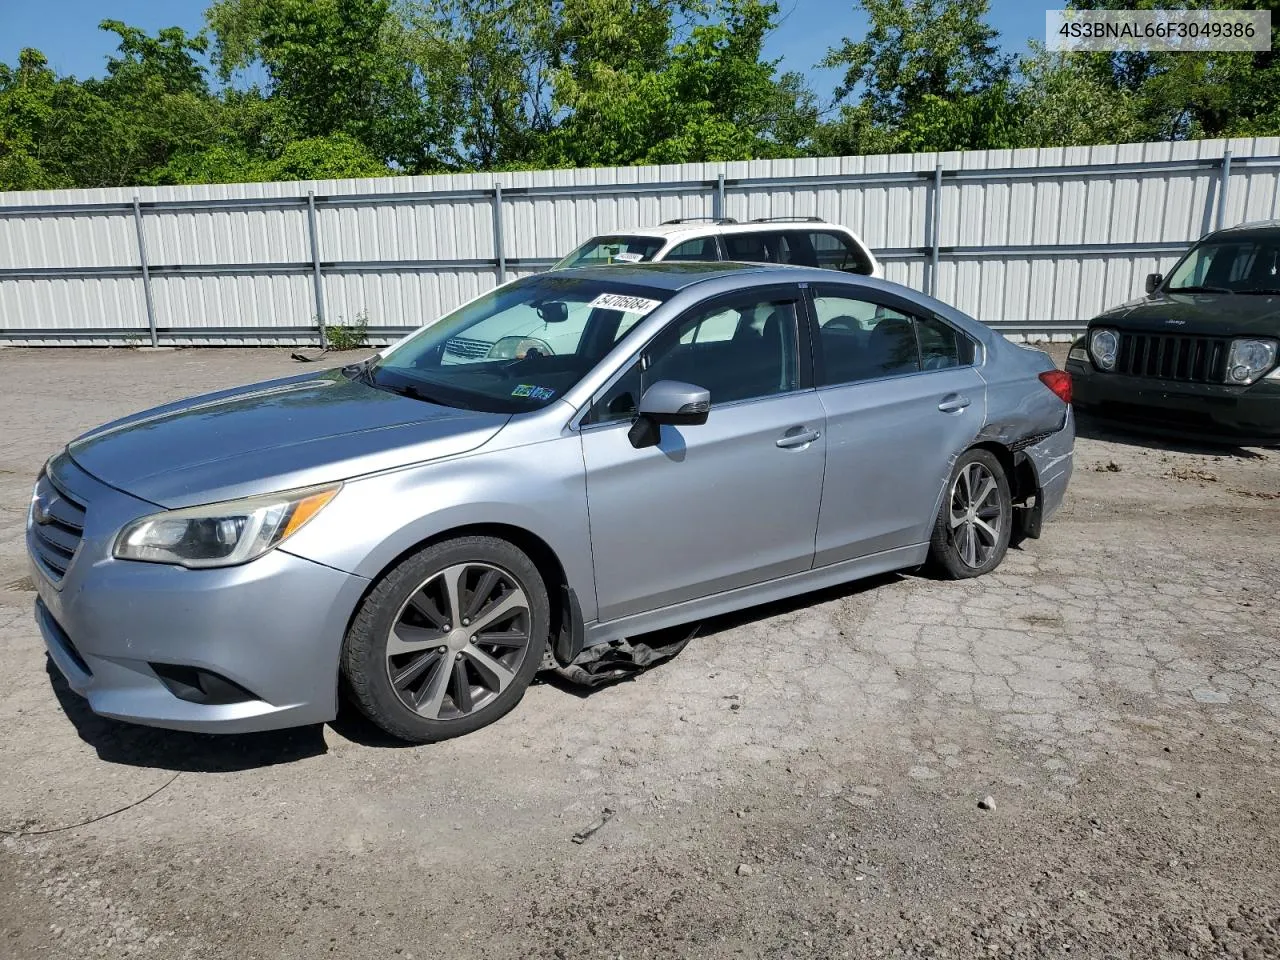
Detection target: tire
<box><xmin>928</xmin><ymin>448</ymin><xmax>1013</xmax><ymax>580</ymax></box>
<box><xmin>341</xmin><ymin>536</ymin><xmax>549</xmax><ymax>743</ymax></box>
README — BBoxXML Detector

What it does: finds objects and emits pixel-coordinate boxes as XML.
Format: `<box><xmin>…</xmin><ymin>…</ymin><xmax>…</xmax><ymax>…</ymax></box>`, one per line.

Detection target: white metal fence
<box><xmin>2</xmin><ymin>137</ymin><xmax>1279</xmax><ymax>346</ymax></box>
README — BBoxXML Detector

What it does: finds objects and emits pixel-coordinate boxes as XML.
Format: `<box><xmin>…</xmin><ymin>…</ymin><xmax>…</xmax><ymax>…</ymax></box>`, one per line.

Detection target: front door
<box><xmin>806</xmin><ymin>284</ymin><xmax>987</xmax><ymax>565</ymax></box>
<box><xmin>580</xmin><ymin>287</ymin><xmax>826</xmax><ymax>623</ymax></box>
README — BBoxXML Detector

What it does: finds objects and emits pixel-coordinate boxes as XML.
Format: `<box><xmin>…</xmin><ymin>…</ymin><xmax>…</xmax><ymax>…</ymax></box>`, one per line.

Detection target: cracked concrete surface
<box><xmin>0</xmin><ymin>344</ymin><xmax>1277</xmax><ymax>959</ymax></box>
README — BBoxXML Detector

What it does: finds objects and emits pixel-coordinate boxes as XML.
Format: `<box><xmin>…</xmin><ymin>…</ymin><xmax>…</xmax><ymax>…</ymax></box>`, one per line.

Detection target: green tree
<box><xmin>1010</xmin><ymin>44</ymin><xmax>1144</xmax><ymax>148</ymax></box>
<box><xmin>207</xmin><ymin>0</ymin><xmax>442</xmax><ymax>170</ymax></box>
<box><xmin>402</xmin><ymin>0</ymin><xmax>559</xmax><ymax>170</ymax></box>
<box><xmin>817</xmin><ymin>0</ymin><xmax>1017</xmax><ymax>153</ymax></box>
<box><xmin>1065</xmin><ymin>0</ymin><xmax>1280</xmax><ymax>140</ymax></box>
<box><xmin>547</xmin><ymin>0</ymin><xmax>817</xmax><ymax>166</ymax></box>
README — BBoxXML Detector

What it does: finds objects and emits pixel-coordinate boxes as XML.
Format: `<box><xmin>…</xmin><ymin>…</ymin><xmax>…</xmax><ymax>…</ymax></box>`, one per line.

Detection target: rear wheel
<box><xmin>341</xmin><ymin>536</ymin><xmax>548</xmax><ymax>743</ymax></box>
<box><xmin>928</xmin><ymin>449</ymin><xmax>1012</xmax><ymax>579</ymax></box>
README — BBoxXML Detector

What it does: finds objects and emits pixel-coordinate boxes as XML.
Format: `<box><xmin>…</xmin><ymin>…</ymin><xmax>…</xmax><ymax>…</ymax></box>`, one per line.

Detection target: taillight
<box><xmin>1038</xmin><ymin>370</ymin><xmax>1072</xmax><ymax>404</ymax></box>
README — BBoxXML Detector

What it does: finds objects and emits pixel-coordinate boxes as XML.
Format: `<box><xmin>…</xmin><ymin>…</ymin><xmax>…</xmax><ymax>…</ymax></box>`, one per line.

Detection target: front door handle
<box><xmin>937</xmin><ymin>394</ymin><xmax>971</xmax><ymax>414</ymax></box>
<box><xmin>776</xmin><ymin>427</ymin><xmax>821</xmax><ymax>449</ymax></box>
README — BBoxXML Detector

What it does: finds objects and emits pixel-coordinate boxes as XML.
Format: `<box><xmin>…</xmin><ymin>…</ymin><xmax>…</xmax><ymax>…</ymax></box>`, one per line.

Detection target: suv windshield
<box><xmin>365</xmin><ymin>275</ymin><xmax>668</xmax><ymax>413</ymax></box>
<box><xmin>554</xmin><ymin>235</ymin><xmax>666</xmax><ymax>269</ymax></box>
<box><xmin>1166</xmin><ymin>236</ymin><xmax>1280</xmax><ymax>294</ymax></box>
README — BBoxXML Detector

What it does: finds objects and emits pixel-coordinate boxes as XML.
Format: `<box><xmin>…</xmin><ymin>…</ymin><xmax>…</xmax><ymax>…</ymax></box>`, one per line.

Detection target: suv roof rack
<box><xmin>751</xmin><ymin>216</ymin><xmax>826</xmax><ymax>223</ymax></box>
<box><xmin>661</xmin><ymin>216</ymin><xmax>738</xmax><ymax>225</ymax></box>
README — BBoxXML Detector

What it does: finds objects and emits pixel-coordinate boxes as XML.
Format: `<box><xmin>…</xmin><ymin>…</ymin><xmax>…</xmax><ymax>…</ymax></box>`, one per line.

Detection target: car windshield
<box><xmin>553</xmin><ymin>235</ymin><xmax>666</xmax><ymax>269</ymax></box>
<box><xmin>1166</xmin><ymin>236</ymin><xmax>1280</xmax><ymax>294</ymax></box>
<box><xmin>365</xmin><ymin>275</ymin><xmax>668</xmax><ymax>413</ymax></box>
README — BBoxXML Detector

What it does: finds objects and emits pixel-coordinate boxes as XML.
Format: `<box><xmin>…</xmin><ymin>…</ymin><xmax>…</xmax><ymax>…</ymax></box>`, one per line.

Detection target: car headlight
<box><xmin>1225</xmin><ymin>338</ymin><xmax>1278</xmax><ymax>385</ymax></box>
<box><xmin>1089</xmin><ymin>328</ymin><xmax>1120</xmax><ymax>371</ymax></box>
<box><xmin>114</xmin><ymin>484</ymin><xmax>340</xmax><ymax>568</ymax></box>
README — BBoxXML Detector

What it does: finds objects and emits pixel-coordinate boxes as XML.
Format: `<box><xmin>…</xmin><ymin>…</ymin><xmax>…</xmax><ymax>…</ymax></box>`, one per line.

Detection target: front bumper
<box><xmin>1066</xmin><ymin>359</ymin><xmax>1280</xmax><ymax>445</ymax></box>
<box><xmin>28</xmin><ymin>455</ymin><xmax>370</xmax><ymax>734</ymax></box>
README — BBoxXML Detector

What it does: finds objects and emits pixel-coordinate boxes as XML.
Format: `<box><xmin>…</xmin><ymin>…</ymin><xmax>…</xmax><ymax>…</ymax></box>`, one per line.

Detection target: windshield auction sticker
<box><xmin>588</xmin><ymin>293</ymin><xmax>662</xmax><ymax>315</ymax></box>
<box><xmin>1047</xmin><ymin>9</ymin><xmax>1270</xmax><ymax>52</ymax></box>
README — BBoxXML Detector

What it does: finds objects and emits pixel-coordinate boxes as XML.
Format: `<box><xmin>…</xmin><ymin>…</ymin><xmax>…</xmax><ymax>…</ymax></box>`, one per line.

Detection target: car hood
<box><xmin>1094</xmin><ymin>292</ymin><xmax>1280</xmax><ymax>337</ymax></box>
<box><xmin>68</xmin><ymin>369</ymin><xmax>509</xmax><ymax>507</ymax></box>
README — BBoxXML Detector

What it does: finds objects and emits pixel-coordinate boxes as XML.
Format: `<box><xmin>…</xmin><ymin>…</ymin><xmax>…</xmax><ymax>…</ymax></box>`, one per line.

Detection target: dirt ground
<box><xmin>1</xmin><ymin>343</ymin><xmax>1277</xmax><ymax>960</ymax></box>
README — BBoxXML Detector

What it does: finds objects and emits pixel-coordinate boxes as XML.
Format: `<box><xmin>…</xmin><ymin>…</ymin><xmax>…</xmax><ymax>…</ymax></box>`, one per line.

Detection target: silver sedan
<box><xmin>28</xmin><ymin>262</ymin><xmax>1074</xmax><ymax>742</ymax></box>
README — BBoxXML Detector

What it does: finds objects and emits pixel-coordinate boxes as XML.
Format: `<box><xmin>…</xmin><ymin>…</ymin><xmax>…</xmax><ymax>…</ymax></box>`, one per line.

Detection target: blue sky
<box><xmin>1</xmin><ymin>0</ymin><xmax>1050</xmax><ymax>95</ymax></box>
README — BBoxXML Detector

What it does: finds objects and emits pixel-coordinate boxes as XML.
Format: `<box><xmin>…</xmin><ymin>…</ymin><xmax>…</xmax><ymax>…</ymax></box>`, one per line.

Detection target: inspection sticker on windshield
<box><xmin>610</xmin><ymin>252</ymin><xmax>644</xmax><ymax>263</ymax></box>
<box><xmin>512</xmin><ymin>384</ymin><xmax>556</xmax><ymax>400</ymax></box>
<box><xmin>588</xmin><ymin>293</ymin><xmax>661</xmax><ymax>315</ymax></box>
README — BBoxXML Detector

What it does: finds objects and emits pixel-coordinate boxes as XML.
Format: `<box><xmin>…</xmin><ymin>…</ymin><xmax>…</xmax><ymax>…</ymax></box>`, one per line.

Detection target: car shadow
<box><xmin>45</xmin><ymin>571</ymin><xmax>910</xmax><ymax>755</ymax></box>
<box><xmin>1075</xmin><ymin>412</ymin><xmax>1271</xmax><ymax>458</ymax></box>
<box><xmin>47</xmin><ymin>660</ymin><xmax>328</xmax><ymax>772</ymax></box>
<box><xmin>542</xmin><ymin>572</ymin><xmax>902</xmax><ymax>699</ymax></box>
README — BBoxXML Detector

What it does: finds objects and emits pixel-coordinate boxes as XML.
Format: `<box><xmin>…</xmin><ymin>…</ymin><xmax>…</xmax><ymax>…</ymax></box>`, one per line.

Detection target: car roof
<box><xmin>581</xmin><ymin>219</ymin><xmax>850</xmax><ymax>243</ymax></box>
<box><xmin>548</xmin><ymin>260</ymin><xmax>776</xmax><ymax>290</ymax></box>
<box><xmin>1212</xmin><ymin>220</ymin><xmax>1280</xmax><ymax>241</ymax></box>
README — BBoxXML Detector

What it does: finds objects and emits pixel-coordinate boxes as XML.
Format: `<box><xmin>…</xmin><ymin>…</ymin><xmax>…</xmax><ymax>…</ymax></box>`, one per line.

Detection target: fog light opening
<box><xmin>150</xmin><ymin>663</ymin><xmax>259</xmax><ymax>706</ymax></box>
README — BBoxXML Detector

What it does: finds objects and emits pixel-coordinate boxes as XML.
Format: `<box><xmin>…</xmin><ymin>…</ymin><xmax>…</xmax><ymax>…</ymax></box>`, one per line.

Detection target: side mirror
<box><xmin>627</xmin><ymin>380</ymin><xmax>711</xmax><ymax>449</ymax></box>
<box><xmin>1145</xmin><ymin>272</ymin><xmax>1163</xmax><ymax>295</ymax></box>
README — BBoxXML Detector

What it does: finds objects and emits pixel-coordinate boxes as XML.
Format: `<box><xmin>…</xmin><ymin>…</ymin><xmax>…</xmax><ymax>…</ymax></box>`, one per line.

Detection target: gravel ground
<box><xmin>1</xmin><ymin>344</ymin><xmax>1278</xmax><ymax>960</ymax></box>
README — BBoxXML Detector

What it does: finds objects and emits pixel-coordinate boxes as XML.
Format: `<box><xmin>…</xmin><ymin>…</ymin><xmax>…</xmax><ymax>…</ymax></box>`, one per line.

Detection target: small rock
<box><xmin>736</xmin><ymin>863</ymin><xmax>754</xmax><ymax>877</ymax></box>
<box><xmin>978</xmin><ymin>796</ymin><xmax>996</xmax><ymax>811</ymax></box>
<box><xmin>1192</xmin><ymin>688</ymin><xmax>1230</xmax><ymax>704</ymax></box>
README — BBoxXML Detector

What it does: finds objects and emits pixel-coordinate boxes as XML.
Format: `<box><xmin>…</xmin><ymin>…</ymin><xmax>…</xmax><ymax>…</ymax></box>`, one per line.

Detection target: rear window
<box><xmin>554</xmin><ymin>235</ymin><xmax>666</xmax><ymax>269</ymax></box>
<box><xmin>810</xmin><ymin>231</ymin><xmax>873</xmax><ymax>274</ymax></box>
<box><xmin>663</xmin><ymin>237</ymin><xmax>721</xmax><ymax>261</ymax></box>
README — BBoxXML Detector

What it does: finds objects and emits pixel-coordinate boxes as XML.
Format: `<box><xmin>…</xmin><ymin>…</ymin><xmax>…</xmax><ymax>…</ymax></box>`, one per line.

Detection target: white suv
<box><xmin>443</xmin><ymin>218</ymin><xmax>882</xmax><ymax>364</ymax></box>
<box><xmin>552</xmin><ymin>217</ymin><xmax>883</xmax><ymax>278</ymax></box>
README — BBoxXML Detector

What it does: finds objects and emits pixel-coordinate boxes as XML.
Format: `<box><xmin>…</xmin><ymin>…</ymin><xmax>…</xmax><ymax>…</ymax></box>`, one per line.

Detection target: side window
<box><xmin>812</xmin><ymin>292</ymin><xmax>919</xmax><ymax>385</ymax></box>
<box><xmin>810</xmin><ymin>231</ymin><xmax>872</xmax><ymax>275</ymax></box>
<box><xmin>722</xmin><ymin>233</ymin><xmax>771</xmax><ymax>263</ymax></box>
<box><xmin>586</xmin><ymin>293</ymin><xmax>801</xmax><ymax>423</ymax></box>
<box><xmin>664</xmin><ymin>237</ymin><xmax>720</xmax><ymax>261</ymax></box>
<box><xmin>915</xmin><ymin>314</ymin><xmax>965</xmax><ymax>370</ymax></box>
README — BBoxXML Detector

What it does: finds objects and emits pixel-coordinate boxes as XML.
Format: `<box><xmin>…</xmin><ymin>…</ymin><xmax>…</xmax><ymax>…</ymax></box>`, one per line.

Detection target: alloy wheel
<box><xmin>948</xmin><ymin>462</ymin><xmax>1005</xmax><ymax>568</ymax></box>
<box><xmin>384</xmin><ymin>562</ymin><xmax>532</xmax><ymax>720</ymax></box>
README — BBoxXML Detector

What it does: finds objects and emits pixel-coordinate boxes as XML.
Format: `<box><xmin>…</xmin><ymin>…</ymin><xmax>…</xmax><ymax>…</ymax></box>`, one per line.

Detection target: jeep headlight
<box><xmin>1089</xmin><ymin>328</ymin><xmax>1120</xmax><ymax>371</ymax></box>
<box><xmin>1225</xmin><ymin>338</ymin><xmax>1277</xmax><ymax>385</ymax></box>
<box><xmin>114</xmin><ymin>484</ymin><xmax>340</xmax><ymax>568</ymax></box>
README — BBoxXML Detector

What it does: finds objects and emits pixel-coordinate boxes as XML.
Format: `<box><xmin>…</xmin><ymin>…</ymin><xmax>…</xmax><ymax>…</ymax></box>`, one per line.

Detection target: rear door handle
<box><xmin>937</xmin><ymin>394</ymin><xmax>971</xmax><ymax>414</ymax></box>
<box><xmin>776</xmin><ymin>427</ymin><xmax>821</xmax><ymax>449</ymax></box>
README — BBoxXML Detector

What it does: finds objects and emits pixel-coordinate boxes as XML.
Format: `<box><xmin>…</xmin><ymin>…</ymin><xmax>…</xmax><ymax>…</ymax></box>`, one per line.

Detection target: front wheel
<box><xmin>928</xmin><ymin>449</ymin><xmax>1013</xmax><ymax>579</ymax></box>
<box><xmin>341</xmin><ymin>536</ymin><xmax>549</xmax><ymax>743</ymax></box>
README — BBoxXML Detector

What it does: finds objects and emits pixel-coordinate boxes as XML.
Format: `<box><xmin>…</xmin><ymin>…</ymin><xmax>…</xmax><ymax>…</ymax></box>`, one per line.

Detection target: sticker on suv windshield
<box><xmin>588</xmin><ymin>293</ymin><xmax>662</xmax><ymax>315</ymax></box>
<box><xmin>512</xmin><ymin>384</ymin><xmax>556</xmax><ymax>400</ymax></box>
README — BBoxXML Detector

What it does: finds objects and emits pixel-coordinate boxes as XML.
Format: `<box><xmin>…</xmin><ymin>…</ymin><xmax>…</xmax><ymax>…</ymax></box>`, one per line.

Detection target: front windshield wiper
<box><xmin>1234</xmin><ymin>288</ymin><xmax>1280</xmax><ymax>295</ymax></box>
<box><xmin>1166</xmin><ymin>285</ymin><xmax>1234</xmax><ymax>294</ymax></box>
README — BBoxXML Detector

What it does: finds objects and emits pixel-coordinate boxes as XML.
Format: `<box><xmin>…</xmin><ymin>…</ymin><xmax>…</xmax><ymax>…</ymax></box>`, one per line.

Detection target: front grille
<box><xmin>444</xmin><ymin>337</ymin><xmax>493</xmax><ymax>360</ymax></box>
<box><xmin>1117</xmin><ymin>332</ymin><xmax>1229</xmax><ymax>383</ymax></box>
<box><xmin>29</xmin><ymin>457</ymin><xmax>87</xmax><ymax>582</ymax></box>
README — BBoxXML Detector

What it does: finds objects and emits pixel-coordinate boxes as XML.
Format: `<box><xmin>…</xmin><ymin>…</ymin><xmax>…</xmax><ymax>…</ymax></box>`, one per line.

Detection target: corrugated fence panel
<box><xmin>2</xmin><ymin>138</ymin><xmax>1279</xmax><ymax>344</ymax></box>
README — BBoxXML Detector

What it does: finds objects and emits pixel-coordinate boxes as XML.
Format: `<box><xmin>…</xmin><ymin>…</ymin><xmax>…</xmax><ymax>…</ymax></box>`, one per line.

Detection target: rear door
<box><xmin>806</xmin><ymin>283</ymin><xmax>986</xmax><ymax>564</ymax></box>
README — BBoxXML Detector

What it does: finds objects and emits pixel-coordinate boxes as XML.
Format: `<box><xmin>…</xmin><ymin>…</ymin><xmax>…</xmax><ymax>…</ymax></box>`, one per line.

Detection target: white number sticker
<box><xmin>588</xmin><ymin>293</ymin><xmax>662</xmax><ymax>315</ymax></box>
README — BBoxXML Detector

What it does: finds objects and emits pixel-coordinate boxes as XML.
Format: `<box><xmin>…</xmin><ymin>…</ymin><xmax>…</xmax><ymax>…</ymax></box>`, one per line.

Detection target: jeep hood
<box><xmin>1094</xmin><ymin>291</ymin><xmax>1280</xmax><ymax>337</ymax></box>
<box><xmin>68</xmin><ymin>369</ymin><xmax>509</xmax><ymax>507</ymax></box>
